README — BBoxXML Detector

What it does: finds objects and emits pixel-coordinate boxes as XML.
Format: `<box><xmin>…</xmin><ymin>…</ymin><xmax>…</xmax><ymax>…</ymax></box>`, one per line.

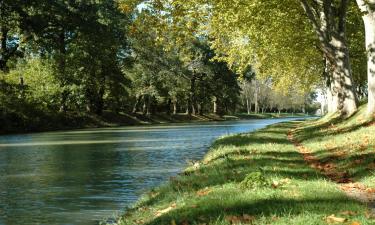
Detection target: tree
<box><xmin>356</xmin><ymin>0</ymin><xmax>375</xmax><ymax>116</ymax></box>
<box><xmin>299</xmin><ymin>0</ymin><xmax>359</xmax><ymax>116</ymax></box>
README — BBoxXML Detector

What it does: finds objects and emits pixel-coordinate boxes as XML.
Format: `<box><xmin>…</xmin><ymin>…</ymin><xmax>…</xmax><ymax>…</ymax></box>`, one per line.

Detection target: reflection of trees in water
<box><xmin>0</xmin><ymin>119</ymin><xmax>298</xmax><ymax>224</ymax></box>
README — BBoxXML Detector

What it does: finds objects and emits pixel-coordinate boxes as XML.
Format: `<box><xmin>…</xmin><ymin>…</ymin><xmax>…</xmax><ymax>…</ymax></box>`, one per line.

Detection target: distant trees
<box><xmin>0</xmin><ymin>0</ymin><xmax>346</xmax><ymax>131</ymax></box>
<box><xmin>239</xmin><ymin>78</ymin><xmax>317</xmax><ymax>115</ymax></box>
<box><xmin>159</xmin><ymin>0</ymin><xmax>370</xmax><ymax>117</ymax></box>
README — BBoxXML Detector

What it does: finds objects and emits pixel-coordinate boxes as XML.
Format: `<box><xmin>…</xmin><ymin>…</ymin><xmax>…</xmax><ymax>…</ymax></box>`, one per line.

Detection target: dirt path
<box><xmin>287</xmin><ymin>129</ymin><xmax>375</xmax><ymax>215</ymax></box>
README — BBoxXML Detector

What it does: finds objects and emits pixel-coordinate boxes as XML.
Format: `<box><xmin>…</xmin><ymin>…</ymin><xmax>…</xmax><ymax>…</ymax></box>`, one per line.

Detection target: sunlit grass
<box><xmin>113</xmin><ymin>107</ymin><xmax>375</xmax><ymax>224</ymax></box>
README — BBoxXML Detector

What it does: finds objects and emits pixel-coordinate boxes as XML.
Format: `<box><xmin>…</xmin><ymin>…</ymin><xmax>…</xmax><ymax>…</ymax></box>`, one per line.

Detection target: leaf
<box><xmin>225</xmin><ymin>215</ymin><xmax>240</xmax><ymax>224</ymax></box>
<box><xmin>350</xmin><ymin>221</ymin><xmax>361</xmax><ymax>225</ymax></box>
<box><xmin>242</xmin><ymin>214</ymin><xmax>255</xmax><ymax>222</ymax></box>
<box><xmin>339</xmin><ymin>211</ymin><xmax>357</xmax><ymax>216</ymax></box>
<box><xmin>325</xmin><ymin>214</ymin><xmax>347</xmax><ymax>224</ymax></box>
<box><xmin>272</xmin><ymin>180</ymin><xmax>280</xmax><ymax>188</ymax></box>
<box><xmin>196</xmin><ymin>188</ymin><xmax>212</xmax><ymax>197</ymax></box>
<box><xmin>155</xmin><ymin>203</ymin><xmax>177</xmax><ymax>217</ymax></box>
<box><xmin>225</xmin><ymin>214</ymin><xmax>255</xmax><ymax>224</ymax></box>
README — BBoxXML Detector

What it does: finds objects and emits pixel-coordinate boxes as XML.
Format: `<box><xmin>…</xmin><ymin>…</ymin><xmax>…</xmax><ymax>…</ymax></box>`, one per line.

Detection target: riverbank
<box><xmin>0</xmin><ymin>111</ymin><xmax>308</xmax><ymax>135</ymax></box>
<box><xmin>114</xmin><ymin>105</ymin><xmax>375</xmax><ymax>225</ymax></box>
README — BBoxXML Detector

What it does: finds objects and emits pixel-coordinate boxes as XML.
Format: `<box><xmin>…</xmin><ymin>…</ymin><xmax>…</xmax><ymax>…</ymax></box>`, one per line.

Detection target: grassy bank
<box><xmin>0</xmin><ymin>111</ymin><xmax>307</xmax><ymax>135</ymax></box>
<box><xmin>113</xmin><ymin>105</ymin><xmax>375</xmax><ymax>225</ymax></box>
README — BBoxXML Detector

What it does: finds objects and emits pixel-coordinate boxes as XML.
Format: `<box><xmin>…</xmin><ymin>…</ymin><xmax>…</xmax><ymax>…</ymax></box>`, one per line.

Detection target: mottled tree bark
<box><xmin>300</xmin><ymin>0</ymin><xmax>358</xmax><ymax>116</ymax></box>
<box><xmin>356</xmin><ymin>0</ymin><xmax>375</xmax><ymax>116</ymax></box>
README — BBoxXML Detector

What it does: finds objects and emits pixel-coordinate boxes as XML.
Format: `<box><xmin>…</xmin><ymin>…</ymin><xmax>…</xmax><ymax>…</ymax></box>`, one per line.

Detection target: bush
<box><xmin>240</xmin><ymin>171</ymin><xmax>270</xmax><ymax>189</ymax></box>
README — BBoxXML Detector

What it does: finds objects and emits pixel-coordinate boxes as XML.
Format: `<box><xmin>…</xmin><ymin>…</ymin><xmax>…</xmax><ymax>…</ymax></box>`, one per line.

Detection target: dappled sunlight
<box><xmin>118</xmin><ymin>122</ymin><xmax>371</xmax><ymax>224</ymax></box>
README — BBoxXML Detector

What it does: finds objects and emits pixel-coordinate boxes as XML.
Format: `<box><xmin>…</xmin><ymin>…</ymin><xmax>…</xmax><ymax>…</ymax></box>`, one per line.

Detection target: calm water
<box><xmin>0</xmin><ymin>118</ymin><xmax>300</xmax><ymax>225</ymax></box>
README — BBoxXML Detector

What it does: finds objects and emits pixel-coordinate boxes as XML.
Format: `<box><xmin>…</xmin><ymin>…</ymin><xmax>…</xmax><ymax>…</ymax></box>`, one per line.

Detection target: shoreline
<box><xmin>0</xmin><ymin>111</ymin><xmax>310</xmax><ymax>136</ymax></box>
<box><xmin>114</xmin><ymin>106</ymin><xmax>374</xmax><ymax>225</ymax></box>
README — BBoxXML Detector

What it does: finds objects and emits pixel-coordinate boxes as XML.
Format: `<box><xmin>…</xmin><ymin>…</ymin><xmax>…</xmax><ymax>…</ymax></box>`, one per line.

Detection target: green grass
<box><xmin>292</xmin><ymin>104</ymin><xmax>375</xmax><ymax>188</ymax></box>
<box><xmin>113</xmin><ymin>106</ymin><xmax>375</xmax><ymax>225</ymax></box>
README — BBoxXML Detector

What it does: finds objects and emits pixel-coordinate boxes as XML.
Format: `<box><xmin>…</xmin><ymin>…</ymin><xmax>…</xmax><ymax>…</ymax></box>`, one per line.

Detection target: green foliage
<box><xmin>4</xmin><ymin>58</ymin><xmax>61</xmax><ymax>109</ymax></box>
<box><xmin>240</xmin><ymin>171</ymin><xmax>270</xmax><ymax>190</ymax></box>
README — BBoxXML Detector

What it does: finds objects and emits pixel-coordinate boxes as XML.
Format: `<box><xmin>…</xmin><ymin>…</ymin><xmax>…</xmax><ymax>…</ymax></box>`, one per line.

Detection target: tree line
<box><xmin>149</xmin><ymin>0</ymin><xmax>374</xmax><ymax>118</ymax></box>
<box><xmin>0</xmin><ymin>0</ymin><xmax>320</xmax><ymax>131</ymax></box>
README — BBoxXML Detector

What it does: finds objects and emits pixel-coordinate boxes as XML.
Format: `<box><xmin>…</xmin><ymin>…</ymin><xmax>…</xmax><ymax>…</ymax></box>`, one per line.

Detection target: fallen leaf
<box><xmin>225</xmin><ymin>215</ymin><xmax>240</xmax><ymax>224</ymax></box>
<box><xmin>225</xmin><ymin>214</ymin><xmax>255</xmax><ymax>224</ymax></box>
<box><xmin>271</xmin><ymin>215</ymin><xmax>279</xmax><ymax>221</ymax></box>
<box><xmin>272</xmin><ymin>181</ymin><xmax>280</xmax><ymax>188</ymax></box>
<box><xmin>196</xmin><ymin>188</ymin><xmax>212</xmax><ymax>197</ymax></box>
<box><xmin>326</xmin><ymin>214</ymin><xmax>347</xmax><ymax>224</ymax></box>
<box><xmin>155</xmin><ymin>203</ymin><xmax>177</xmax><ymax>217</ymax></box>
<box><xmin>339</xmin><ymin>211</ymin><xmax>357</xmax><ymax>216</ymax></box>
<box><xmin>242</xmin><ymin>214</ymin><xmax>255</xmax><ymax>222</ymax></box>
<box><xmin>350</xmin><ymin>221</ymin><xmax>361</xmax><ymax>225</ymax></box>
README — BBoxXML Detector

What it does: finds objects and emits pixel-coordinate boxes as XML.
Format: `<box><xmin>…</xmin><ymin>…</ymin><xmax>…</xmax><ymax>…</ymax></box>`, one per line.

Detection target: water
<box><xmin>0</xmin><ymin>118</ymin><xmax>300</xmax><ymax>225</ymax></box>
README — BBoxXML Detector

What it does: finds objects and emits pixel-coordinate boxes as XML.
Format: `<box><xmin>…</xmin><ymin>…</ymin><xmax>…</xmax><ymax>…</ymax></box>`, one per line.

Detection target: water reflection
<box><xmin>0</xmin><ymin>118</ymin><xmax>299</xmax><ymax>225</ymax></box>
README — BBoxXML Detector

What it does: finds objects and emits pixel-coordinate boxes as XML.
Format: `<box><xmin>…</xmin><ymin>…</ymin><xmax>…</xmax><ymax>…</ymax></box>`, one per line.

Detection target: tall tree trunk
<box><xmin>57</xmin><ymin>31</ymin><xmax>68</xmax><ymax>112</ymax></box>
<box><xmin>213</xmin><ymin>98</ymin><xmax>217</xmax><ymax>114</ymax></box>
<box><xmin>166</xmin><ymin>98</ymin><xmax>172</xmax><ymax>115</ymax></box>
<box><xmin>254</xmin><ymin>81</ymin><xmax>259</xmax><ymax>113</ymax></box>
<box><xmin>190</xmin><ymin>76</ymin><xmax>196</xmax><ymax>115</ymax></box>
<box><xmin>356</xmin><ymin>0</ymin><xmax>375</xmax><ymax>115</ymax></box>
<box><xmin>186</xmin><ymin>101</ymin><xmax>190</xmax><ymax>115</ymax></box>
<box><xmin>0</xmin><ymin>27</ymin><xmax>19</xmax><ymax>72</ymax></box>
<box><xmin>173</xmin><ymin>100</ymin><xmax>177</xmax><ymax>115</ymax></box>
<box><xmin>132</xmin><ymin>95</ymin><xmax>142</xmax><ymax>114</ymax></box>
<box><xmin>323</xmin><ymin>58</ymin><xmax>336</xmax><ymax>114</ymax></box>
<box><xmin>191</xmin><ymin>104</ymin><xmax>196</xmax><ymax>115</ymax></box>
<box><xmin>330</xmin><ymin>35</ymin><xmax>358</xmax><ymax>116</ymax></box>
<box><xmin>146</xmin><ymin>96</ymin><xmax>151</xmax><ymax>116</ymax></box>
<box><xmin>300</xmin><ymin>0</ymin><xmax>358</xmax><ymax>116</ymax></box>
<box><xmin>246</xmin><ymin>98</ymin><xmax>250</xmax><ymax>115</ymax></box>
<box><xmin>142</xmin><ymin>95</ymin><xmax>147</xmax><ymax>115</ymax></box>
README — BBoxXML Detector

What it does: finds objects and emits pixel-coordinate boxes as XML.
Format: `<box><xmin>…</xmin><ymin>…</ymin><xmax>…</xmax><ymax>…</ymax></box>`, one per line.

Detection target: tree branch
<box><xmin>337</xmin><ymin>0</ymin><xmax>349</xmax><ymax>34</ymax></box>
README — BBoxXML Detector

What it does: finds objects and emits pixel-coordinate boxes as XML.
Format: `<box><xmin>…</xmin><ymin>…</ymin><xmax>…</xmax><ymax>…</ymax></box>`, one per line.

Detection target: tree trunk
<box><xmin>330</xmin><ymin>35</ymin><xmax>358</xmax><ymax>116</ymax></box>
<box><xmin>142</xmin><ymin>95</ymin><xmax>147</xmax><ymax>115</ymax></box>
<box><xmin>57</xmin><ymin>31</ymin><xmax>68</xmax><ymax>112</ymax></box>
<box><xmin>191</xmin><ymin>104</ymin><xmax>196</xmax><ymax>115</ymax></box>
<box><xmin>146</xmin><ymin>96</ymin><xmax>151</xmax><ymax>116</ymax></box>
<box><xmin>213</xmin><ymin>100</ymin><xmax>217</xmax><ymax>114</ymax></box>
<box><xmin>364</xmin><ymin>10</ymin><xmax>375</xmax><ymax>115</ymax></box>
<box><xmin>166</xmin><ymin>98</ymin><xmax>172</xmax><ymax>115</ymax></box>
<box><xmin>132</xmin><ymin>95</ymin><xmax>141</xmax><ymax>114</ymax></box>
<box><xmin>186</xmin><ymin>101</ymin><xmax>190</xmax><ymax>115</ymax></box>
<box><xmin>246</xmin><ymin>98</ymin><xmax>250</xmax><ymax>115</ymax></box>
<box><xmin>173</xmin><ymin>100</ymin><xmax>177</xmax><ymax>115</ymax></box>
<box><xmin>190</xmin><ymin>76</ymin><xmax>196</xmax><ymax>115</ymax></box>
<box><xmin>300</xmin><ymin>0</ymin><xmax>358</xmax><ymax>116</ymax></box>
<box><xmin>254</xmin><ymin>81</ymin><xmax>259</xmax><ymax>113</ymax></box>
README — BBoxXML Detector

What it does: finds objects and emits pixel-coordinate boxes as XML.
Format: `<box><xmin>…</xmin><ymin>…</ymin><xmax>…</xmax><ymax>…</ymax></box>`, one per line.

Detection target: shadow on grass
<box><xmin>122</xmin><ymin>119</ymin><xmax>373</xmax><ymax>224</ymax></box>
<box><xmin>144</xmin><ymin>197</ymin><xmax>359</xmax><ymax>225</ymax></box>
<box><xmin>293</xmin><ymin>107</ymin><xmax>374</xmax><ymax>143</ymax></box>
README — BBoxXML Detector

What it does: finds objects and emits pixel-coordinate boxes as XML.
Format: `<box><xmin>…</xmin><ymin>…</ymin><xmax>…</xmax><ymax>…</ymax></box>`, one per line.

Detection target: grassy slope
<box><xmin>292</xmin><ymin>105</ymin><xmax>375</xmax><ymax>189</ymax></box>
<box><xmin>114</xmin><ymin>106</ymin><xmax>375</xmax><ymax>225</ymax></box>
